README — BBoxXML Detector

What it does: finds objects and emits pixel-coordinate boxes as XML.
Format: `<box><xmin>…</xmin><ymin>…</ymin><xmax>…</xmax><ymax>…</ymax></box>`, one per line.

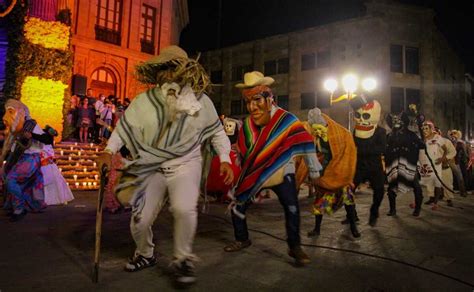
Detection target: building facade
<box><xmin>71</xmin><ymin>0</ymin><xmax>188</xmax><ymax>100</ymax></box>
<box><xmin>201</xmin><ymin>1</ymin><xmax>470</xmax><ymax>136</ymax></box>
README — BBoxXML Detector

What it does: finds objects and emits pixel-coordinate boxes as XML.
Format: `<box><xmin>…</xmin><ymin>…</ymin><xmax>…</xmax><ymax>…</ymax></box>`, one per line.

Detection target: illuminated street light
<box><xmin>362</xmin><ymin>77</ymin><xmax>377</xmax><ymax>92</ymax></box>
<box><xmin>342</xmin><ymin>74</ymin><xmax>358</xmax><ymax>93</ymax></box>
<box><xmin>324</xmin><ymin>78</ymin><xmax>338</xmax><ymax>93</ymax></box>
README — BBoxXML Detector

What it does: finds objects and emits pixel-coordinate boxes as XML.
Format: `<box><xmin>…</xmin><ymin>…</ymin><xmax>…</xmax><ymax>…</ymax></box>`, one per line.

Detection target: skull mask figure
<box><xmin>354</xmin><ymin>100</ymin><xmax>381</xmax><ymax>139</ymax></box>
<box><xmin>224</xmin><ymin>118</ymin><xmax>237</xmax><ymax>136</ymax></box>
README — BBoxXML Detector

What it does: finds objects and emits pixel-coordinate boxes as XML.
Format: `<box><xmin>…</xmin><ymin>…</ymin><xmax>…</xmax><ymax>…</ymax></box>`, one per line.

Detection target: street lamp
<box><xmin>323</xmin><ymin>73</ymin><xmax>377</xmax><ymax>130</ymax></box>
<box><xmin>342</xmin><ymin>74</ymin><xmax>358</xmax><ymax>94</ymax></box>
<box><xmin>361</xmin><ymin>77</ymin><xmax>376</xmax><ymax>92</ymax></box>
<box><xmin>323</xmin><ymin>74</ymin><xmax>377</xmax><ymax>105</ymax></box>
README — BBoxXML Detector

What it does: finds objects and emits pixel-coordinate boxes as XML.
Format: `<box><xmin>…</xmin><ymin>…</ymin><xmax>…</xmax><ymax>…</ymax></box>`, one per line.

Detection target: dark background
<box><xmin>180</xmin><ymin>0</ymin><xmax>474</xmax><ymax>73</ymax></box>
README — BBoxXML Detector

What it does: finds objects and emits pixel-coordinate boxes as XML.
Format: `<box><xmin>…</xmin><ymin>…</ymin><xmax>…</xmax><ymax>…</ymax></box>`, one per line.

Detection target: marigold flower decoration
<box><xmin>21</xmin><ymin>76</ymin><xmax>68</xmax><ymax>142</ymax></box>
<box><xmin>24</xmin><ymin>17</ymin><xmax>70</xmax><ymax>51</ymax></box>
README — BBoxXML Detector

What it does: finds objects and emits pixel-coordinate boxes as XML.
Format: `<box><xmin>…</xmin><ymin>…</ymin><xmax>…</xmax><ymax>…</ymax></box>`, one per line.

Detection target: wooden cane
<box><xmin>92</xmin><ymin>164</ymin><xmax>109</xmax><ymax>283</ymax></box>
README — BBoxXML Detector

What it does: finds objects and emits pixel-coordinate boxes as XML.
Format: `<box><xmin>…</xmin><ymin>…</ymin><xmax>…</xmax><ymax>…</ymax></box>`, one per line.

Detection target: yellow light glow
<box><xmin>21</xmin><ymin>76</ymin><xmax>68</xmax><ymax>142</ymax></box>
<box><xmin>362</xmin><ymin>78</ymin><xmax>377</xmax><ymax>92</ymax></box>
<box><xmin>24</xmin><ymin>17</ymin><xmax>70</xmax><ymax>50</ymax></box>
<box><xmin>324</xmin><ymin>78</ymin><xmax>338</xmax><ymax>93</ymax></box>
<box><xmin>342</xmin><ymin>74</ymin><xmax>358</xmax><ymax>93</ymax></box>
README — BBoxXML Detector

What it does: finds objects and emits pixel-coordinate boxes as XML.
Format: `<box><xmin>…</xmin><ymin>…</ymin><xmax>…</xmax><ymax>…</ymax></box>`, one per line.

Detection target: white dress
<box><xmin>41</xmin><ymin>145</ymin><xmax>74</xmax><ymax>205</ymax></box>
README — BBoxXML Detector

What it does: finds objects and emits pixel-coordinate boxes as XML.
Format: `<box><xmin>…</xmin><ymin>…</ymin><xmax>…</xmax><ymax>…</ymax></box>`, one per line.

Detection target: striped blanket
<box><xmin>234</xmin><ymin>107</ymin><xmax>315</xmax><ymax>203</ymax></box>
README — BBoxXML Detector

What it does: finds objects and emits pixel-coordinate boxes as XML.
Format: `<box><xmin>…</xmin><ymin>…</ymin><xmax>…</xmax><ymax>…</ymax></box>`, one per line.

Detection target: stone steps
<box><xmin>54</xmin><ymin>142</ymin><xmax>103</xmax><ymax>190</ymax></box>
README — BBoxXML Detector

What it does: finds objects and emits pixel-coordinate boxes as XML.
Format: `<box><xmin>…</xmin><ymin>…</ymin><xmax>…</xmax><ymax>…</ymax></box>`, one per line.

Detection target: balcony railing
<box><xmin>95</xmin><ymin>25</ymin><xmax>121</xmax><ymax>46</ymax></box>
<box><xmin>140</xmin><ymin>39</ymin><xmax>155</xmax><ymax>54</ymax></box>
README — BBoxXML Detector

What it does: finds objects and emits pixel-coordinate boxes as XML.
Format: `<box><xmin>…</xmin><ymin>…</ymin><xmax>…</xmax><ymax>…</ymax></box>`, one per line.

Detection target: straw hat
<box><xmin>144</xmin><ymin>45</ymin><xmax>189</xmax><ymax>65</ymax></box>
<box><xmin>235</xmin><ymin>71</ymin><xmax>274</xmax><ymax>88</ymax></box>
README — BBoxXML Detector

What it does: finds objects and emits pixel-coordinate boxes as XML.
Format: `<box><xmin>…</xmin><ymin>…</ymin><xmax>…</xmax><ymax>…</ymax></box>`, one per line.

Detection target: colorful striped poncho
<box><xmin>234</xmin><ymin>107</ymin><xmax>316</xmax><ymax>203</ymax></box>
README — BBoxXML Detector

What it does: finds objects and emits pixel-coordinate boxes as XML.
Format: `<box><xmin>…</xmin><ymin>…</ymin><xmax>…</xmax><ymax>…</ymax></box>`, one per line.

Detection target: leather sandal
<box><xmin>223</xmin><ymin>240</ymin><xmax>252</xmax><ymax>252</ymax></box>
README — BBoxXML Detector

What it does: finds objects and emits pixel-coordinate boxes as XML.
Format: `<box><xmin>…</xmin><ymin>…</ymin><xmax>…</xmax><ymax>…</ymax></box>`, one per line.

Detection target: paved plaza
<box><xmin>1</xmin><ymin>186</ymin><xmax>473</xmax><ymax>291</ymax></box>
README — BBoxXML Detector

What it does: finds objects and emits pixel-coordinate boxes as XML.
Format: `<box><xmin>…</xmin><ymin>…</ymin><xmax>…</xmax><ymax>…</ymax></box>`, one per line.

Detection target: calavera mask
<box><xmin>354</xmin><ymin>100</ymin><xmax>381</xmax><ymax>139</ymax></box>
<box><xmin>224</xmin><ymin>118</ymin><xmax>238</xmax><ymax>136</ymax></box>
<box><xmin>311</xmin><ymin>124</ymin><xmax>328</xmax><ymax>142</ymax></box>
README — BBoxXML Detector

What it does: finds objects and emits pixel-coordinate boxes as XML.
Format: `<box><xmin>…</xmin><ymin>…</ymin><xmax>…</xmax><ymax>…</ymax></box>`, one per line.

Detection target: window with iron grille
<box><xmin>140</xmin><ymin>4</ymin><xmax>156</xmax><ymax>54</ymax></box>
<box><xmin>96</xmin><ymin>0</ymin><xmax>122</xmax><ymax>45</ymax></box>
<box><xmin>300</xmin><ymin>92</ymin><xmax>316</xmax><ymax>109</ymax></box>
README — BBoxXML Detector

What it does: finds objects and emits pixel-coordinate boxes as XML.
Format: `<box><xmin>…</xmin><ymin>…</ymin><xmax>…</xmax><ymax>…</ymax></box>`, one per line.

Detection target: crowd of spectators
<box><xmin>67</xmin><ymin>88</ymin><xmax>130</xmax><ymax>144</ymax></box>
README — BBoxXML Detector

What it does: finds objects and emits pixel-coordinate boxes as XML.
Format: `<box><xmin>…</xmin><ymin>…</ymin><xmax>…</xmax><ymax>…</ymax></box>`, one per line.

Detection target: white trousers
<box><xmin>441</xmin><ymin>167</ymin><xmax>454</xmax><ymax>200</ymax></box>
<box><xmin>130</xmin><ymin>158</ymin><xmax>202</xmax><ymax>261</ymax></box>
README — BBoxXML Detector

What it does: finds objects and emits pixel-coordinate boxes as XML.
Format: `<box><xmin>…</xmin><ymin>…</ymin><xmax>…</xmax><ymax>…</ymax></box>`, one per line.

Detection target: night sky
<box><xmin>180</xmin><ymin>0</ymin><xmax>474</xmax><ymax>73</ymax></box>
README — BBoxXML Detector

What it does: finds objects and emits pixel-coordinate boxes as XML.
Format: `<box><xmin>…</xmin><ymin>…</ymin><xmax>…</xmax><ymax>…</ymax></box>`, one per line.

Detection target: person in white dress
<box><xmin>41</xmin><ymin>144</ymin><xmax>74</xmax><ymax>205</ymax></box>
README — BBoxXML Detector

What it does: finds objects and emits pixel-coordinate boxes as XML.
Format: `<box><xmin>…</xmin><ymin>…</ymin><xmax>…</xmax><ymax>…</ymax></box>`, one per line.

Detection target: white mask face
<box><xmin>224</xmin><ymin>120</ymin><xmax>237</xmax><ymax>136</ymax></box>
<box><xmin>354</xmin><ymin>100</ymin><xmax>381</xmax><ymax>139</ymax></box>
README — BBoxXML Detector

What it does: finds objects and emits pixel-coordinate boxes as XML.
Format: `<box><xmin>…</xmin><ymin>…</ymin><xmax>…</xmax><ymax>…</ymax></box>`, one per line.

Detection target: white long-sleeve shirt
<box><xmin>106</xmin><ymin>126</ymin><xmax>231</xmax><ymax>164</ymax></box>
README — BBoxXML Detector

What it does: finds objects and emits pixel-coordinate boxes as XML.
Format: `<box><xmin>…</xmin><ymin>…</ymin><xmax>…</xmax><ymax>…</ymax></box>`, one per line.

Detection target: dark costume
<box><xmin>352</xmin><ymin>100</ymin><xmax>386</xmax><ymax>226</ymax></box>
<box><xmin>385</xmin><ymin>112</ymin><xmax>424</xmax><ymax>216</ymax></box>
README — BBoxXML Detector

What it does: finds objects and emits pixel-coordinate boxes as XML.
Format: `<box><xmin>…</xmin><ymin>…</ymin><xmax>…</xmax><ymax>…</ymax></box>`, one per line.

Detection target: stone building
<box><xmin>201</xmin><ymin>1</ymin><xmax>470</xmax><ymax>135</ymax></box>
<box><xmin>71</xmin><ymin>0</ymin><xmax>188</xmax><ymax>100</ymax></box>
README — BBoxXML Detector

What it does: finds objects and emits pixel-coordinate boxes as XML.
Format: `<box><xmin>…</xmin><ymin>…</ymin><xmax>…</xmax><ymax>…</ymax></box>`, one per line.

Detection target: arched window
<box><xmin>90</xmin><ymin>67</ymin><xmax>117</xmax><ymax>98</ymax></box>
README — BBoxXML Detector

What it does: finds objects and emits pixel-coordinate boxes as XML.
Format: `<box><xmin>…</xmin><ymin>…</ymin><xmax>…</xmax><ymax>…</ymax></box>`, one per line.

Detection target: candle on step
<box><xmin>93</xmin><ymin>182</ymin><xmax>97</xmax><ymax>186</ymax></box>
<box><xmin>60</xmin><ymin>150</ymin><xmax>63</xmax><ymax>156</ymax></box>
<box><xmin>87</xmin><ymin>182</ymin><xmax>92</xmax><ymax>186</ymax></box>
<box><xmin>74</xmin><ymin>142</ymin><xmax>77</xmax><ymax>146</ymax></box>
<box><xmin>93</xmin><ymin>162</ymin><xmax>97</xmax><ymax>167</ymax></box>
<box><xmin>94</xmin><ymin>174</ymin><xmax>99</xmax><ymax>180</ymax></box>
<box><xmin>70</xmin><ymin>146</ymin><xmax>73</xmax><ymax>151</ymax></box>
<box><xmin>82</xmin><ymin>182</ymin><xmax>87</xmax><ymax>187</ymax></box>
<box><xmin>90</xmin><ymin>143</ymin><xmax>93</xmax><ymax>147</ymax></box>
<box><xmin>75</xmin><ymin>182</ymin><xmax>79</xmax><ymax>187</ymax></box>
<box><xmin>68</xmin><ymin>156</ymin><xmax>72</xmax><ymax>161</ymax></box>
<box><xmin>59</xmin><ymin>168</ymin><xmax>62</xmax><ymax>172</ymax></box>
<box><xmin>73</xmin><ymin>175</ymin><xmax>77</xmax><ymax>180</ymax></box>
<box><xmin>83</xmin><ymin>168</ymin><xmax>87</xmax><ymax>172</ymax></box>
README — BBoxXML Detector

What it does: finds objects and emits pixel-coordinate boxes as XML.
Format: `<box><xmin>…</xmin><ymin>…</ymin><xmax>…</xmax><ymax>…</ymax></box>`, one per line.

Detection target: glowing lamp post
<box><xmin>323</xmin><ymin>73</ymin><xmax>377</xmax><ymax>130</ymax></box>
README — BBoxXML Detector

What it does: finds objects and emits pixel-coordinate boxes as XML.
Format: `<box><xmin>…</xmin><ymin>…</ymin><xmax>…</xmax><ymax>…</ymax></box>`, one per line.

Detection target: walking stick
<box><xmin>92</xmin><ymin>164</ymin><xmax>109</xmax><ymax>283</ymax></box>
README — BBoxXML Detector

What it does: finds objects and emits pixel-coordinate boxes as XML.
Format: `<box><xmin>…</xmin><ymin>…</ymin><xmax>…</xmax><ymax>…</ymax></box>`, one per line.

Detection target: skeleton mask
<box><xmin>311</xmin><ymin>124</ymin><xmax>328</xmax><ymax>142</ymax></box>
<box><xmin>354</xmin><ymin>100</ymin><xmax>381</xmax><ymax>139</ymax></box>
<box><xmin>224</xmin><ymin>118</ymin><xmax>238</xmax><ymax>136</ymax></box>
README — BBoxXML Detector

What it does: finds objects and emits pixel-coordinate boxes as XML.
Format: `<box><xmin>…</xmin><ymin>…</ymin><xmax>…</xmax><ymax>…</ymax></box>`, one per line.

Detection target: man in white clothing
<box><xmin>418</xmin><ymin>121</ymin><xmax>456</xmax><ymax>210</ymax></box>
<box><xmin>96</xmin><ymin>46</ymin><xmax>233</xmax><ymax>286</ymax></box>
